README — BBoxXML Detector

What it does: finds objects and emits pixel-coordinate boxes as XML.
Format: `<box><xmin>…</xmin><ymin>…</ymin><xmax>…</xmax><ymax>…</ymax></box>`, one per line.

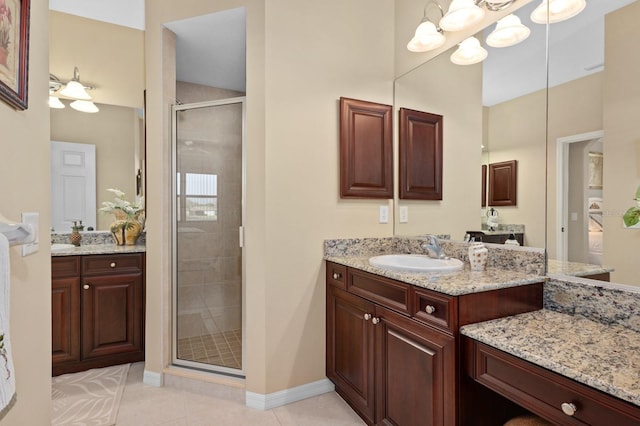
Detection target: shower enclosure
<box><xmin>171</xmin><ymin>97</ymin><xmax>245</xmax><ymax>376</ymax></box>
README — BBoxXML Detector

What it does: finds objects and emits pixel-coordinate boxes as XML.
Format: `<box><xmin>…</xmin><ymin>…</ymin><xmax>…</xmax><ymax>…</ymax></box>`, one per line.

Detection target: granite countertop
<box><xmin>51</xmin><ymin>244</ymin><xmax>146</xmax><ymax>256</ymax></box>
<box><xmin>324</xmin><ymin>255</ymin><xmax>545</xmax><ymax>296</ymax></box>
<box><xmin>460</xmin><ymin>309</ymin><xmax>640</xmax><ymax>407</ymax></box>
<box><xmin>547</xmin><ymin>258</ymin><xmax>614</xmax><ymax>277</ymax></box>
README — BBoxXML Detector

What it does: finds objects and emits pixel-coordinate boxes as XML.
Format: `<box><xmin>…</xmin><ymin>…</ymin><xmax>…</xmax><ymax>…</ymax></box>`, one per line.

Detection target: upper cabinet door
<box><xmin>399</xmin><ymin>108</ymin><xmax>443</xmax><ymax>200</ymax></box>
<box><xmin>339</xmin><ymin>97</ymin><xmax>393</xmax><ymax>199</ymax></box>
<box><xmin>488</xmin><ymin>160</ymin><xmax>517</xmax><ymax>206</ymax></box>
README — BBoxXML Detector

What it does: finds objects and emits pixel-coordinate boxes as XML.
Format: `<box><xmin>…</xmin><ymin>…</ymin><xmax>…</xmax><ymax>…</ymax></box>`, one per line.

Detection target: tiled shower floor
<box><xmin>177</xmin><ymin>329</ymin><xmax>242</xmax><ymax>369</ymax></box>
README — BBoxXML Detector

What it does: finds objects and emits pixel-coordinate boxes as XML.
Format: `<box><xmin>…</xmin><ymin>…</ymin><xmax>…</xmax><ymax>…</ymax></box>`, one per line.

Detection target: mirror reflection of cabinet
<box><xmin>399</xmin><ymin>108</ymin><xmax>443</xmax><ymax>200</ymax></box>
<box><xmin>488</xmin><ymin>160</ymin><xmax>517</xmax><ymax>207</ymax></box>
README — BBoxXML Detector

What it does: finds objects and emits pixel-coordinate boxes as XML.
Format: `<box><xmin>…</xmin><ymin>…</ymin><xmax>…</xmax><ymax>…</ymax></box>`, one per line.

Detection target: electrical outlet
<box><xmin>379</xmin><ymin>206</ymin><xmax>389</xmax><ymax>224</ymax></box>
<box><xmin>21</xmin><ymin>212</ymin><xmax>39</xmax><ymax>257</ymax></box>
<box><xmin>399</xmin><ymin>206</ymin><xmax>409</xmax><ymax>223</ymax></box>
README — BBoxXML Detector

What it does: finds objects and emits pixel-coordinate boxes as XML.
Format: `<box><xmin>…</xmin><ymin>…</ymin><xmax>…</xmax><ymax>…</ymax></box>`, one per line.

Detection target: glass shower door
<box><xmin>171</xmin><ymin>98</ymin><xmax>245</xmax><ymax>376</ymax></box>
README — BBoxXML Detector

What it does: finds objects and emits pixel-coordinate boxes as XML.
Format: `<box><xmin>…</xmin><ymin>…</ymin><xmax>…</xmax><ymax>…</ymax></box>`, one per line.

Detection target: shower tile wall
<box><xmin>175</xmin><ymin>82</ymin><xmax>244</xmax><ymax>367</ymax></box>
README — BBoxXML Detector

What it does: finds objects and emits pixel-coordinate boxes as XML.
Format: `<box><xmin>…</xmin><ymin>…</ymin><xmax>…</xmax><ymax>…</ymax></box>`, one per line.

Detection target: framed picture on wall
<box><xmin>0</xmin><ymin>0</ymin><xmax>30</xmax><ymax>110</ymax></box>
<box><xmin>588</xmin><ymin>152</ymin><xmax>603</xmax><ymax>189</ymax></box>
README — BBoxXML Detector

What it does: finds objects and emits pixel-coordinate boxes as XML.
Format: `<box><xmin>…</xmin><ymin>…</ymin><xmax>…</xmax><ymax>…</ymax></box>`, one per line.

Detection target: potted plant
<box><xmin>99</xmin><ymin>189</ymin><xmax>145</xmax><ymax>245</ymax></box>
<box><xmin>623</xmin><ymin>185</ymin><xmax>640</xmax><ymax>228</ymax></box>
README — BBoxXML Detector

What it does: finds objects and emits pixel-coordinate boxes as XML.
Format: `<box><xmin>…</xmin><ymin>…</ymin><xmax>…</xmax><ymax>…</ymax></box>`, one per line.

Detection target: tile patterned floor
<box><xmin>177</xmin><ymin>330</ymin><xmax>242</xmax><ymax>369</ymax></box>
<box><xmin>115</xmin><ymin>363</ymin><xmax>366</xmax><ymax>425</ymax></box>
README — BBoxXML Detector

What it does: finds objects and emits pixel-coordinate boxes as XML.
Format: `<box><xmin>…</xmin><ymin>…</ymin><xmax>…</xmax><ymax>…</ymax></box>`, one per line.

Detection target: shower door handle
<box><xmin>239</xmin><ymin>226</ymin><xmax>244</xmax><ymax>248</ymax></box>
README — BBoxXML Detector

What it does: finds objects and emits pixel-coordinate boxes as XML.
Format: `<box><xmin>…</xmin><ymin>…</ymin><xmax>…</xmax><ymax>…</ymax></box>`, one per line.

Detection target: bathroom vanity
<box><xmin>324</xmin><ymin>237</ymin><xmax>640</xmax><ymax>426</ymax></box>
<box><xmin>51</xmin><ymin>245</ymin><xmax>145</xmax><ymax>376</ymax></box>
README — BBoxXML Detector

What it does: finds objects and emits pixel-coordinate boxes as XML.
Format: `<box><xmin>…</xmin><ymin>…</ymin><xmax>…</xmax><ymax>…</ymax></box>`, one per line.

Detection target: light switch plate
<box><xmin>379</xmin><ymin>206</ymin><xmax>389</xmax><ymax>224</ymax></box>
<box><xmin>21</xmin><ymin>212</ymin><xmax>39</xmax><ymax>257</ymax></box>
<box><xmin>399</xmin><ymin>206</ymin><xmax>409</xmax><ymax>223</ymax></box>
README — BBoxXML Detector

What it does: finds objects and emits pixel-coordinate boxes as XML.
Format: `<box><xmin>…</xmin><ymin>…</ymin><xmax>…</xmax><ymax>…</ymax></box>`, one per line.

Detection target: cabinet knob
<box><xmin>371</xmin><ymin>317</ymin><xmax>381</xmax><ymax>325</ymax></box>
<box><xmin>83</xmin><ymin>284</ymin><xmax>90</xmax><ymax>290</ymax></box>
<box><xmin>561</xmin><ymin>402</ymin><xmax>577</xmax><ymax>416</ymax></box>
<box><xmin>425</xmin><ymin>305</ymin><xmax>436</xmax><ymax>314</ymax></box>
<box><xmin>110</xmin><ymin>262</ymin><xmax>117</xmax><ymax>268</ymax></box>
<box><xmin>363</xmin><ymin>313</ymin><xmax>372</xmax><ymax>321</ymax></box>
<box><xmin>332</xmin><ymin>272</ymin><xmax>342</xmax><ymax>280</ymax></box>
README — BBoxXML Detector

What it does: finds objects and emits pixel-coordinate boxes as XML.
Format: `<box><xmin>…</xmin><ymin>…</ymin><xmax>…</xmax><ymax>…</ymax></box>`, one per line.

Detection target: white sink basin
<box><xmin>368</xmin><ymin>254</ymin><xmax>464</xmax><ymax>272</ymax></box>
<box><xmin>51</xmin><ymin>243</ymin><xmax>76</xmax><ymax>252</ymax></box>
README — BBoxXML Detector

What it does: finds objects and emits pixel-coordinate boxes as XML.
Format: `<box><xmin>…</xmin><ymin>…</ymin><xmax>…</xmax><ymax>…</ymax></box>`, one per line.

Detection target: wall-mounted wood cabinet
<box><xmin>399</xmin><ymin>108</ymin><xmax>443</xmax><ymax>200</ymax></box>
<box><xmin>339</xmin><ymin>97</ymin><xmax>393</xmax><ymax>199</ymax></box>
<box><xmin>488</xmin><ymin>160</ymin><xmax>517</xmax><ymax>206</ymax></box>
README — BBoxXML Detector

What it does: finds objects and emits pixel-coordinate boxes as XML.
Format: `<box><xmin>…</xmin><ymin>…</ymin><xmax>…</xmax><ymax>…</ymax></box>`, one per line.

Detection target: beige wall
<box><xmin>486</xmin><ymin>89</ymin><xmax>548</xmax><ymax>248</ymax></box>
<box><xmin>49</xmin><ymin>11</ymin><xmax>145</xmax><ymax>109</ymax></box>
<box><xmin>394</xmin><ymin>47</ymin><xmax>483</xmax><ymax>239</ymax></box>
<box><xmin>0</xmin><ymin>0</ymin><xmax>52</xmax><ymax>424</ymax></box>
<box><xmin>602</xmin><ymin>1</ymin><xmax>640</xmax><ymax>286</ymax></box>
<box><xmin>50</xmin><ymin>104</ymin><xmax>139</xmax><ymax>230</ymax></box>
<box><xmin>145</xmin><ymin>0</ymin><xmax>395</xmax><ymax>395</ymax></box>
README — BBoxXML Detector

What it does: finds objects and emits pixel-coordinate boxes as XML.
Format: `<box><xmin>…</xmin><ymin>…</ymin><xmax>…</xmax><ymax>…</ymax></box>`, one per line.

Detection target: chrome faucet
<box><xmin>421</xmin><ymin>235</ymin><xmax>447</xmax><ymax>259</ymax></box>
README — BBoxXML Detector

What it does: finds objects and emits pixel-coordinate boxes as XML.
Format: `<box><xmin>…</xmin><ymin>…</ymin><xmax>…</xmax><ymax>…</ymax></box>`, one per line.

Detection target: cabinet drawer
<box><xmin>52</xmin><ymin>256</ymin><xmax>80</xmax><ymax>278</ymax></box>
<box><xmin>82</xmin><ymin>254</ymin><xmax>143</xmax><ymax>276</ymax></box>
<box><xmin>471</xmin><ymin>340</ymin><xmax>640</xmax><ymax>426</ymax></box>
<box><xmin>326</xmin><ymin>262</ymin><xmax>347</xmax><ymax>290</ymax></box>
<box><xmin>412</xmin><ymin>287</ymin><xmax>456</xmax><ymax>333</ymax></box>
<box><xmin>348</xmin><ymin>268</ymin><xmax>412</xmax><ymax>315</ymax></box>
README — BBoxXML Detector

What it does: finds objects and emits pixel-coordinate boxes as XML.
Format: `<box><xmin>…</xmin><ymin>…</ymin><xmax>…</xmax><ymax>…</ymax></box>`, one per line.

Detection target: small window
<box><xmin>176</xmin><ymin>173</ymin><xmax>218</xmax><ymax>221</ymax></box>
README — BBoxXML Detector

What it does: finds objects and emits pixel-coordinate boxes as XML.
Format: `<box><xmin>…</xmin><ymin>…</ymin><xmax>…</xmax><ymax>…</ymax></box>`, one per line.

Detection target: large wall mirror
<box><xmin>393</xmin><ymin>0</ymin><xmax>547</xmax><ymax>249</ymax></box>
<box><xmin>546</xmin><ymin>0</ymin><xmax>639</xmax><ymax>286</ymax></box>
<box><xmin>49</xmin><ymin>10</ymin><xmax>145</xmax><ymax>232</ymax></box>
<box><xmin>394</xmin><ymin>0</ymin><xmax>640</xmax><ymax>288</ymax></box>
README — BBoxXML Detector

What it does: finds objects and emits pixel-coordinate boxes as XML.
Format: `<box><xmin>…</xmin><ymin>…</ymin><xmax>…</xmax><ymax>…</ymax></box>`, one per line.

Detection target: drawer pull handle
<box><xmin>363</xmin><ymin>313</ymin><xmax>372</xmax><ymax>321</ymax></box>
<box><xmin>561</xmin><ymin>402</ymin><xmax>577</xmax><ymax>416</ymax></box>
<box><xmin>371</xmin><ymin>317</ymin><xmax>381</xmax><ymax>325</ymax></box>
<box><xmin>110</xmin><ymin>262</ymin><xmax>117</xmax><ymax>268</ymax></box>
<box><xmin>83</xmin><ymin>284</ymin><xmax>90</xmax><ymax>290</ymax></box>
<box><xmin>425</xmin><ymin>305</ymin><xmax>436</xmax><ymax>314</ymax></box>
<box><xmin>332</xmin><ymin>272</ymin><xmax>342</xmax><ymax>280</ymax></box>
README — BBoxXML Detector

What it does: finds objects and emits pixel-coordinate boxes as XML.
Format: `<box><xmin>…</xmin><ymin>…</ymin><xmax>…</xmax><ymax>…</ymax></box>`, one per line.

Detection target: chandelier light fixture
<box><xmin>530</xmin><ymin>0</ymin><xmax>587</xmax><ymax>24</ymax></box>
<box><xmin>450</xmin><ymin>36</ymin><xmax>488</xmax><ymax>65</ymax></box>
<box><xmin>439</xmin><ymin>0</ymin><xmax>485</xmax><ymax>32</ymax></box>
<box><xmin>407</xmin><ymin>1</ymin><xmax>446</xmax><ymax>53</ymax></box>
<box><xmin>49</xmin><ymin>67</ymin><xmax>99</xmax><ymax>113</ymax></box>
<box><xmin>486</xmin><ymin>14</ymin><xmax>531</xmax><ymax>47</ymax></box>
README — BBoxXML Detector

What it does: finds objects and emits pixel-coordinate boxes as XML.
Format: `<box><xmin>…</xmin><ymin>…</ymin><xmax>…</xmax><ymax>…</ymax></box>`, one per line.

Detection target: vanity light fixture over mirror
<box><xmin>49</xmin><ymin>67</ymin><xmax>100</xmax><ymax>113</ymax></box>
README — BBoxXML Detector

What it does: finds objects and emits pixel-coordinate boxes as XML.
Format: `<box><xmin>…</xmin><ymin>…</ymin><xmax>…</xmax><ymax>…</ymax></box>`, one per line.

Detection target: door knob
<box><xmin>372</xmin><ymin>317</ymin><xmax>381</xmax><ymax>325</ymax></box>
<box><xmin>83</xmin><ymin>284</ymin><xmax>90</xmax><ymax>290</ymax></box>
<box><xmin>364</xmin><ymin>313</ymin><xmax>372</xmax><ymax>321</ymax></box>
<box><xmin>110</xmin><ymin>262</ymin><xmax>116</xmax><ymax>268</ymax></box>
<box><xmin>561</xmin><ymin>402</ymin><xmax>577</xmax><ymax>416</ymax></box>
<box><xmin>425</xmin><ymin>305</ymin><xmax>436</xmax><ymax>314</ymax></box>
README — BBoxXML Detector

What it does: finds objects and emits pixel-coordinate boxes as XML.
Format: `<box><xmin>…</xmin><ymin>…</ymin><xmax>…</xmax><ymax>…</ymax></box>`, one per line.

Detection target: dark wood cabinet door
<box><xmin>51</xmin><ymin>277</ymin><xmax>81</xmax><ymax>365</ymax></box>
<box><xmin>327</xmin><ymin>286</ymin><xmax>376</xmax><ymax>424</ymax></box>
<box><xmin>375</xmin><ymin>306</ymin><xmax>455</xmax><ymax>426</ymax></box>
<box><xmin>339</xmin><ymin>97</ymin><xmax>393</xmax><ymax>199</ymax></box>
<box><xmin>81</xmin><ymin>273</ymin><xmax>143</xmax><ymax>359</ymax></box>
<box><xmin>488</xmin><ymin>160</ymin><xmax>517</xmax><ymax>206</ymax></box>
<box><xmin>399</xmin><ymin>108</ymin><xmax>443</xmax><ymax>200</ymax></box>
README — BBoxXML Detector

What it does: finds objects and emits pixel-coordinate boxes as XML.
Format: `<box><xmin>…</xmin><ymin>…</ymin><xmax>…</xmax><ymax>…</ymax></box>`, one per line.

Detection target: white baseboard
<box><xmin>245</xmin><ymin>378</ymin><xmax>335</xmax><ymax>410</ymax></box>
<box><xmin>143</xmin><ymin>369</ymin><xmax>163</xmax><ymax>387</ymax></box>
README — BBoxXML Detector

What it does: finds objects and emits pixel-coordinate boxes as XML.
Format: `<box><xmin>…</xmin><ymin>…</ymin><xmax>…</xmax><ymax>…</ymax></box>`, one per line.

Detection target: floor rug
<box><xmin>51</xmin><ymin>363</ymin><xmax>130</xmax><ymax>426</ymax></box>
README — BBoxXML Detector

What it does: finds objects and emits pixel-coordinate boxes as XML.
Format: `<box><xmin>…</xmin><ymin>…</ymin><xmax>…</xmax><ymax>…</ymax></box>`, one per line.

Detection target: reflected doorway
<box><xmin>171</xmin><ymin>98</ymin><xmax>245</xmax><ymax>376</ymax></box>
<box><xmin>556</xmin><ymin>130</ymin><xmax>604</xmax><ymax>264</ymax></box>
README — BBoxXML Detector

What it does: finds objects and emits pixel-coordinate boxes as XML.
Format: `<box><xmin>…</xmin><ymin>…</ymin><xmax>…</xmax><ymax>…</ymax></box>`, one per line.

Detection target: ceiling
<box><xmin>49</xmin><ymin>0</ymin><xmax>636</xmax><ymax>103</ymax></box>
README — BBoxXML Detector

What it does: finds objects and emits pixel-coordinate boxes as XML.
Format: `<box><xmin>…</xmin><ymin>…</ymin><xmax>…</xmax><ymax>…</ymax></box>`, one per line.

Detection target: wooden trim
<box><xmin>399</xmin><ymin>107</ymin><xmax>443</xmax><ymax>200</ymax></box>
<box><xmin>339</xmin><ymin>97</ymin><xmax>393</xmax><ymax>199</ymax></box>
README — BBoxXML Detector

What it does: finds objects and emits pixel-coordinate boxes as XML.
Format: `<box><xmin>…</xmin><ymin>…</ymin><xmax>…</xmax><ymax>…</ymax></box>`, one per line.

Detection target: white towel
<box><xmin>0</xmin><ymin>234</ymin><xmax>16</xmax><ymax>416</ymax></box>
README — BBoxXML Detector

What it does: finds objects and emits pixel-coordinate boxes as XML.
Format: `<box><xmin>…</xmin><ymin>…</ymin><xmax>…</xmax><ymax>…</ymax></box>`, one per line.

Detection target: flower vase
<box><xmin>110</xmin><ymin>218</ymin><xmax>142</xmax><ymax>245</ymax></box>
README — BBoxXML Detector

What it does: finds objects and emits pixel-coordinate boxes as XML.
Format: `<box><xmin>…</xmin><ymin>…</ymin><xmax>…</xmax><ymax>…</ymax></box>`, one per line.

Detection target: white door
<box><xmin>51</xmin><ymin>141</ymin><xmax>97</xmax><ymax>232</ymax></box>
